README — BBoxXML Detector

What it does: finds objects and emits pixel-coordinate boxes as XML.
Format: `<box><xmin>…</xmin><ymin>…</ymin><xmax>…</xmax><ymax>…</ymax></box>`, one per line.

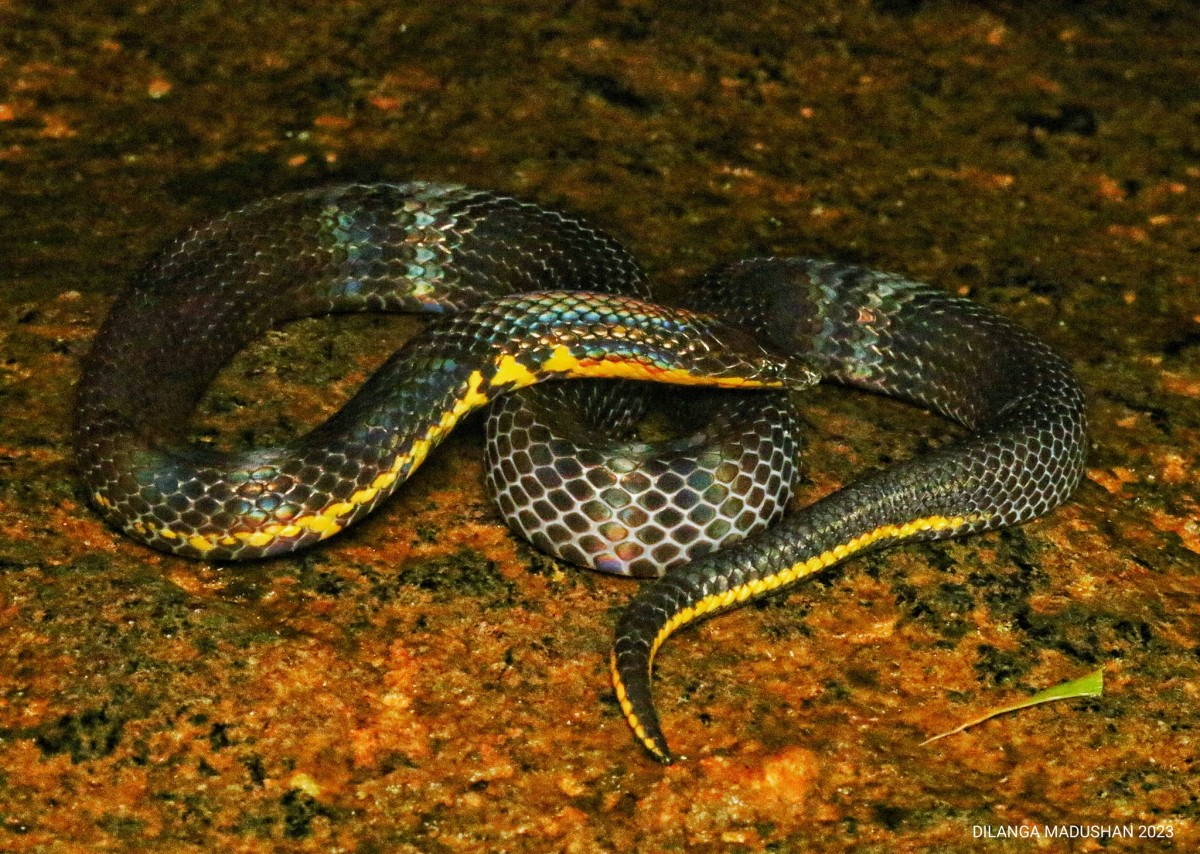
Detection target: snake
<box><xmin>74</xmin><ymin>181</ymin><xmax>1086</xmax><ymax>763</ymax></box>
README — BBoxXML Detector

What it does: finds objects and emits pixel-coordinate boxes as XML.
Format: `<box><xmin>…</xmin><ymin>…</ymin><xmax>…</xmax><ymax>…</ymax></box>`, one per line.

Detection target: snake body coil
<box><xmin>74</xmin><ymin>182</ymin><xmax>1085</xmax><ymax>762</ymax></box>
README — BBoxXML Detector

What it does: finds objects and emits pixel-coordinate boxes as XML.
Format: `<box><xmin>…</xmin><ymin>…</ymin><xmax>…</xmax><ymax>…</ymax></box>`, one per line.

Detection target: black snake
<box><xmin>74</xmin><ymin>182</ymin><xmax>1086</xmax><ymax>762</ymax></box>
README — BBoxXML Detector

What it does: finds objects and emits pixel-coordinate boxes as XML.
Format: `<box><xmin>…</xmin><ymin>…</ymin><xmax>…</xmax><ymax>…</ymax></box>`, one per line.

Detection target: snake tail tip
<box><xmin>639</xmin><ymin>729</ymin><xmax>673</xmax><ymax>764</ymax></box>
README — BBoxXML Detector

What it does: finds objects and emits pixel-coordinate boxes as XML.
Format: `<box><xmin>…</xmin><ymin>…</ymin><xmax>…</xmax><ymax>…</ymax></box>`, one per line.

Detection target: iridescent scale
<box><xmin>74</xmin><ymin>183</ymin><xmax>1086</xmax><ymax>763</ymax></box>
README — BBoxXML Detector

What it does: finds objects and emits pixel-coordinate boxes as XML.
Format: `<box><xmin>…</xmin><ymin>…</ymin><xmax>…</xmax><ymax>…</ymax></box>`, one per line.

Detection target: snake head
<box><xmin>687</xmin><ymin>314</ymin><xmax>818</xmax><ymax>392</ymax></box>
<box><xmin>775</xmin><ymin>355</ymin><xmax>822</xmax><ymax>391</ymax></box>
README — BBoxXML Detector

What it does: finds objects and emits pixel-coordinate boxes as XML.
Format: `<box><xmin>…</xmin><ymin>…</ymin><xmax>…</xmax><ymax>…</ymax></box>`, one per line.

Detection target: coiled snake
<box><xmin>74</xmin><ymin>182</ymin><xmax>1086</xmax><ymax>762</ymax></box>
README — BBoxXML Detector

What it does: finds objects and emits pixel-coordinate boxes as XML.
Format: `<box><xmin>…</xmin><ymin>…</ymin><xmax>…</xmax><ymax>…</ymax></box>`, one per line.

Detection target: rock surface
<box><xmin>0</xmin><ymin>1</ymin><xmax>1196</xmax><ymax>849</ymax></box>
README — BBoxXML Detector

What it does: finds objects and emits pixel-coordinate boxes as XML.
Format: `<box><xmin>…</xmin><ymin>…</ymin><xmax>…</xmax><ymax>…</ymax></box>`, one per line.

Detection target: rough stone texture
<box><xmin>1</xmin><ymin>0</ymin><xmax>1197</xmax><ymax>850</ymax></box>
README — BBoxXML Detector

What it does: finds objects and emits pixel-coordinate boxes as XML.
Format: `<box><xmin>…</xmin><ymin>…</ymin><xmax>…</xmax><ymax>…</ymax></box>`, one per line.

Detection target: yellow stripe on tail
<box><xmin>612</xmin><ymin>512</ymin><xmax>986</xmax><ymax>760</ymax></box>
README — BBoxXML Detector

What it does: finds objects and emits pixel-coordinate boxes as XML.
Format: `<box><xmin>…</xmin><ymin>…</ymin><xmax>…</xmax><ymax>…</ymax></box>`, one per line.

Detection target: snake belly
<box><xmin>611</xmin><ymin>258</ymin><xmax>1086</xmax><ymax>762</ymax></box>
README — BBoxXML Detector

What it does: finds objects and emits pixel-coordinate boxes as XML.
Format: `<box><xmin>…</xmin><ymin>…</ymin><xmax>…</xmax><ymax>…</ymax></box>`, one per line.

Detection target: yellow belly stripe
<box><xmin>187</xmin><ymin>534</ymin><xmax>216</xmax><ymax>553</ymax></box>
<box><xmin>540</xmin><ymin>343</ymin><xmax>781</xmax><ymax>388</ymax></box>
<box><xmin>159</xmin><ymin>361</ymin><xmax>500</xmax><ymax>553</ymax></box>
<box><xmin>574</xmin><ymin>358</ymin><xmax>772</xmax><ymax>387</ymax></box>
<box><xmin>490</xmin><ymin>352</ymin><xmax>542</xmax><ymax>388</ymax></box>
<box><xmin>155</xmin><ymin>343</ymin><xmax>782</xmax><ymax>556</ymax></box>
<box><xmin>612</xmin><ymin>512</ymin><xmax>984</xmax><ymax>759</ymax></box>
<box><xmin>611</xmin><ymin>653</ymin><xmax>664</xmax><ymax>759</ymax></box>
<box><xmin>539</xmin><ymin>344</ymin><xmax>584</xmax><ymax>374</ymax></box>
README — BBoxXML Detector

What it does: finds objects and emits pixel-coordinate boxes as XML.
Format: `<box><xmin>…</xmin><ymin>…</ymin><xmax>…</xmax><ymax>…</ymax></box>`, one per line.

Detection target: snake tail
<box><xmin>612</xmin><ymin>259</ymin><xmax>1087</xmax><ymax>762</ymax></box>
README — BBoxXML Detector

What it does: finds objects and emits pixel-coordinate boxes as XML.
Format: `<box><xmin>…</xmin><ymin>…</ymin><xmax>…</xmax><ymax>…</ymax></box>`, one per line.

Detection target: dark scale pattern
<box><xmin>612</xmin><ymin>259</ymin><xmax>1086</xmax><ymax>762</ymax></box>
<box><xmin>75</xmin><ymin>184</ymin><xmax>800</xmax><ymax>561</ymax></box>
<box><xmin>485</xmin><ymin>383</ymin><xmax>800</xmax><ymax>576</ymax></box>
<box><xmin>73</xmin><ymin>185</ymin><xmax>1086</xmax><ymax>763</ymax></box>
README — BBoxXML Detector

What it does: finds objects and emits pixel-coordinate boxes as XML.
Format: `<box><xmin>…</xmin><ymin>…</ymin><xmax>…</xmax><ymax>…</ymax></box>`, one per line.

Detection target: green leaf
<box><xmin>921</xmin><ymin>668</ymin><xmax>1104</xmax><ymax>746</ymax></box>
